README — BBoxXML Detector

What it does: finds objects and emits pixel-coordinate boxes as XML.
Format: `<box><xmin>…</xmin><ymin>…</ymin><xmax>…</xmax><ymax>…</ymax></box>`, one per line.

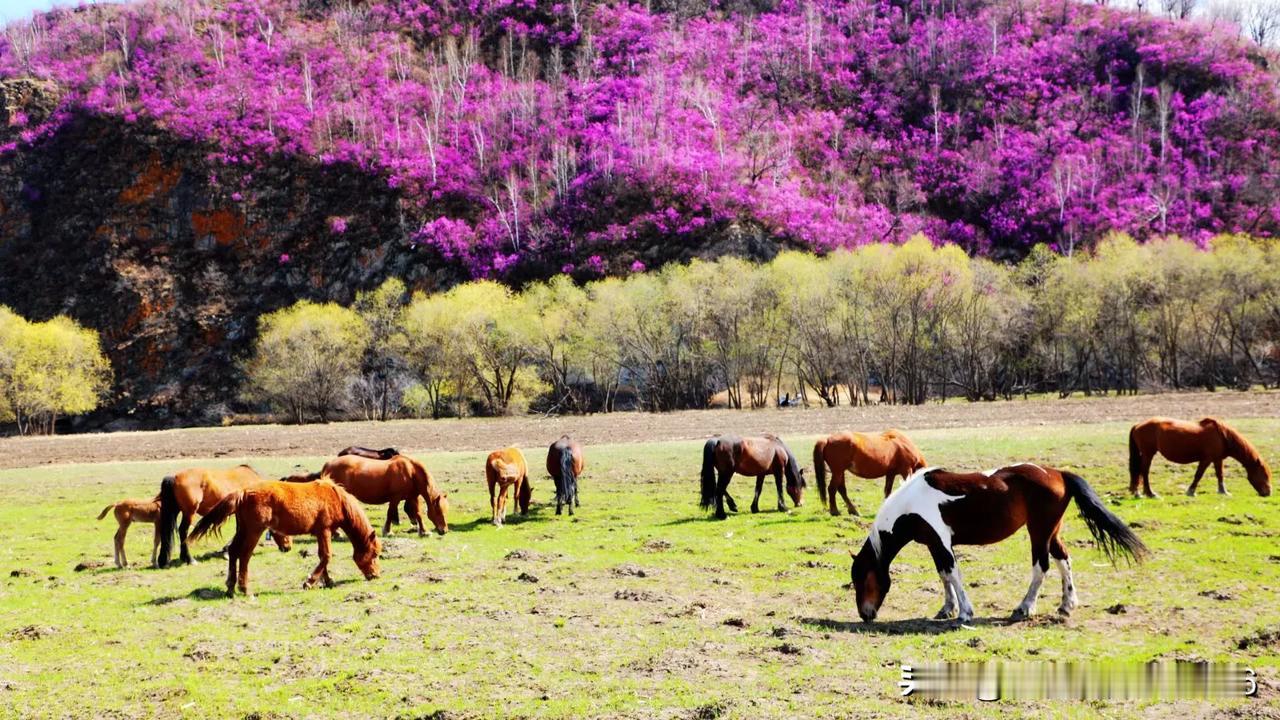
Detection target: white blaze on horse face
<box><xmin>1057</xmin><ymin>558</ymin><xmax>1078</xmax><ymax>614</ymax></box>
<box><xmin>869</xmin><ymin>467</ymin><xmax>963</xmax><ymax>559</ymax></box>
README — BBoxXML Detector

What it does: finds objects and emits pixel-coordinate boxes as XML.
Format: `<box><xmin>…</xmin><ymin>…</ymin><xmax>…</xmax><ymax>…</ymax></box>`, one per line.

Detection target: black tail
<box><xmin>560</xmin><ymin>448</ymin><xmax>577</xmax><ymax>505</ymax></box>
<box><xmin>157</xmin><ymin>476</ymin><xmax>179</xmax><ymax>568</ymax></box>
<box><xmin>699</xmin><ymin>439</ymin><xmax>718</xmax><ymax>510</ymax></box>
<box><xmin>813</xmin><ymin>438</ymin><xmax>828</xmax><ymax>504</ymax></box>
<box><xmin>1063</xmin><ymin>471</ymin><xmax>1149</xmax><ymax>565</ymax></box>
<box><xmin>1127</xmin><ymin>427</ymin><xmax>1141</xmax><ymax>487</ymax></box>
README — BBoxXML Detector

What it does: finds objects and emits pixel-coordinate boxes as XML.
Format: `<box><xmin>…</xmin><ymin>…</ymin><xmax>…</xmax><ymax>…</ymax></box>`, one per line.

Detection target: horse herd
<box><xmin>96</xmin><ymin>416</ymin><xmax>1269</xmax><ymax>622</ymax></box>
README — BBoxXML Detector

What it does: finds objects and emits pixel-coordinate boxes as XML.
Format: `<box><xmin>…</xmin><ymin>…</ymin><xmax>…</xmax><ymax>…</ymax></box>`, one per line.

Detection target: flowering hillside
<box><xmin>1</xmin><ymin>0</ymin><xmax>1277</xmax><ymax>278</ymax></box>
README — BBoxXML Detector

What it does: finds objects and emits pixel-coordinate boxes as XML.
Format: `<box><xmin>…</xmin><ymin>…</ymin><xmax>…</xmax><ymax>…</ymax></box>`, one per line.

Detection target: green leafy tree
<box><xmin>0</xmin><ymin>308</ymin><xmax>111</xmax><ymax>435</ymax></box>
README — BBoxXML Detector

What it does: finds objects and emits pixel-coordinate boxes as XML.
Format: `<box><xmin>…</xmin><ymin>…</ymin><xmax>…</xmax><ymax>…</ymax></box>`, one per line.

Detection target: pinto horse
<box><xmin>98</xmin><ymin>496</ymin><xmax>161</xmax><ymax>569</ymax></box>
<box><xmin>189</xmin><ymin>480</ymin><xmax>381</xmax><ymax>597</ymax></box>
<box><xmin>850</xmin><ymin>464</ymin><xmax>1148</xmax><ymax>623</ymax></box>
<box><xmin>1128</xmin><ymin>417</ymin><xmax>1271</xmax><ymax>498</ymax></box>
<box><xmin>699</xmin><ymin>434</ymin><xmax>805</xmax><ymax>519</ymax></box>
<box><xmin>547</xmin><ymin>436</ymin><xmax>584</xmax><ymax>516</ymax></box>
<box><xmin>813</xmin><ymin>430</ymin><xmax>927</xmax><ymax>516</ymax></box>
<box><xmin>487</xmin><ymin>447</ymin><xmax>531</xmax><ymax>526</ymax></box>
<box><xmin>157</xmin><ymin>465</ymin><xmax>290</xmax><ymax>567</ymax></box>
<box><xmin>321</xmin><ymin>454</ymin><xmax>449</xmax><ymax>535</ymax></box>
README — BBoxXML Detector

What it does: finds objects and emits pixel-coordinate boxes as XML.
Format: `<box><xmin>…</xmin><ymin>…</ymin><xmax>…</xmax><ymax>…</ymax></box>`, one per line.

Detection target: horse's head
<box><xmin>850</xmin><ymin>539</ymin><xmax>888</xmax><ymax>623</ymax></box>
<box><xmin>787</xmin><ymin>467</ymin><xmax>806</xmax><ymax>507</ymax></box>
<box><xmin>273</xmin><ymin>532</ymin><xmax>293</xmax><ymax>552</ymax></box>
<box><xmin>1248</xmin><ymin>459</ymin><xmax>1272</xmax><ymax>497</ymax></box>
<box><xmin>428</xmin><ymin>492</ymin><xmax>450</xmax><ymax>535</ymax></box>
<box><xmin>355</xmin><ymin>529</ymin><xmax>381</xmax><ymax>580</ymax></box>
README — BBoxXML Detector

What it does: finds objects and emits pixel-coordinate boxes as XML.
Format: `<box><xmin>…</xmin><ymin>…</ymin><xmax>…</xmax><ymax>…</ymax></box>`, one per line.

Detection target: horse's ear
<box><xmin>368</xmin><ymin>529</ymin><xmax>377</xmax><ymax>543</ymax></box>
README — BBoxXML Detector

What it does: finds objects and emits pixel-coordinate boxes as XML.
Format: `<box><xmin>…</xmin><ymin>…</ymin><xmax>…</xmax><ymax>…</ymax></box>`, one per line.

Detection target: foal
<box><xmin>851</xmin><ymin>464</ymin><xmax>1148</xmax><ymax>623</ymax></box>
<box><xmin>97</xmin><ymin>496</ymin><xmax>162</xmax><ymax>568</ymax></box>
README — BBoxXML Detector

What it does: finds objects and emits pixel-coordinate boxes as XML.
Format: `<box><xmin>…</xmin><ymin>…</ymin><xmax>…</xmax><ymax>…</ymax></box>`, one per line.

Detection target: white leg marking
<box><xmin>943</xmin><ymin>566</ymin><xmax>974</xmax><ymax>622</ymax></box>
<box><xmin>1057</xmin><ymin>558</ymin><xmax>1078</xmax><ymax>615</ymax></box>
<box><xmin>1013</xmin><ymin>564</ymin><xmax>1046</xmax><ymax>618</ymax></box>
<box><xmin>935</xmin><ymin>573</ymin><xmax>957</xmax><ymax>619</ymax></box>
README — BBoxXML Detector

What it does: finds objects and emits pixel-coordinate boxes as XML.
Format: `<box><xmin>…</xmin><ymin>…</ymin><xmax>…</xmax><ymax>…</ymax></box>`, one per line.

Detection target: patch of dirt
<box><xmin>611</xmin><ymin>564</ymin><xmax>651</xmax><ymax>578</ymax></box>
<box><xmin>1106</xmin><ymin>603</ymin><xmax>1129</xmax><ymax>614</ymax></box>
<box><xmin>1237</xmin><ymin>628</ymin><xmax>1280</xmax><ymax>650</ymax></box>
<box><xmin>5</xmin><ymin>389</ymin><xmax>1272</xmax><ymax>469</ymax></box>
<box><xmin>504</xmin><ymin>549</ymin><xmax>541</xmax><ymax>561</ymax></box>
<box><xmin>344</xmin><ymin>591</ymin><xmax>377</xmax><ymax>602</ymax></box>
<box><xmin>640</xmin><ymin>539</ymin><xmax>672</xmax><ymax>553</ymax></box>
<box><xmin>1218</xmin><ymin>515</ymin><xmax>1262</xmax><ymax>526</ymax></box>
<box><xmin>723</xmin><ymin>617</ymin><xmax>747</xmax><ymax>628</ymax></box>
<box><xmin>8</xmin><ymin>568</ymin><xmax>32</xmax><ymax>578</ymax></box>
<box><xmin>614</xmin><ymin>588</ymin><xmax>665</xmax><ymax>602</ymax></box>
<box><xmin>516</xmin><ymin>572</ymin><xmax>539</xmax><ymax>584</ymax></box>
<box><xmin>8</xmin><ymin>625</ymin><xmax>54</xmax><ymax>640</ymax></box>
<box><xmin>73</xmin><ymin>560</ymin><xmax>105</xmax><ymax>572</ymax></box>
<box><xmin>1199</xmin><ymin>589</ymin><xmax>1236</xmax><ymax>601</ymax></box>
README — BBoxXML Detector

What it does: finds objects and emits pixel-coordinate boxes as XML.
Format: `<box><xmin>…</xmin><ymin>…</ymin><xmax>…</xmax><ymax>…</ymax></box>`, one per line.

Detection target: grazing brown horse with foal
<box><xmin>319</xmin><ymin>454</ymin><xmax>449</xmax><ymax>535</ymax></box>
<box><xmin>851</xmin><ymin>464</ymin><xmax>1148</xmax><ymax>624</ymax></box>
<box><xmin>158</xmin><ymin>465</ymin><xmax>290</xmax><ymax>567</ymax></box>
<box><xmin>487</xmin><ymin>447</ymin><xmax>531</xmax><ymax>526</ymax></box>
<box><xmin>700</xmin><ymin>434</ymin><xmax>806</xmax><ymax>519</ymax></box>
<box><xmin>190</xmin><ymin>480</ymin><xmax>381</xmax><ymax>597</ymax></box>
<box><xmin>1128</xmin><ymin>417</ymin><xmax>1271</xmax><ymax>498</ymax></box>
<box><xmin>547</xmin><ymin>435</ymin><xmax>584</xmax><ymax>516</ymax></box>
<box><xmin>813</xmin><ymin>430</ymin><xmax>927</xmax><ymax>516</ymax></box>
<box><xmin>98</xmin><ymin>496</ymin><xmax>161</xmax><ymax>569</ymax></box>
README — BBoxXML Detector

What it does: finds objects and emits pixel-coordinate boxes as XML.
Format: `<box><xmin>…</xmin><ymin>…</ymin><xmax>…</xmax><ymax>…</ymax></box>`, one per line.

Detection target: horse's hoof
<box><xmin>1057</xmin><ymin>605</ymin><xmax>1073</xmax><ymax>617</ymax></box>
<box><xmin>750</xmin><ymin>505</ymin><xmax>759</xmax><ymax>514</ymax></box>
<box><xmin>1218</xmin><ymin>489</ymin><xmax>1231</xmax><ymax>496</ymax></box>
<box><xmin>1009</xmin><ymin>608</ymin><xmax>1029</xmax><ymax>621</ymax></box>
<box><xmin>1185</xmin><ymin>488</ymin><xmax>1196</xmax><ymax>497</ymax></box>
<box><xmin>934</xmin><ymin>609</ymin><xmax>954</xmax><ymax>620</ymax></box>
<box><xmin>1144</xmin><ymin>492</ymin><xmax>1159</xmax><ymax>499</ymax></box>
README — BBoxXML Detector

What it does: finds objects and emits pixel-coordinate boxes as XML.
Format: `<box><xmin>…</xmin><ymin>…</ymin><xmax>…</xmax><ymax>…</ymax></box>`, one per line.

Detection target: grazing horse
<box><xmin>813</xmin><ymin>430</ymin><xmax>927</xmax><ymax>516</ymax></box>
<box><xmin>158</xmin><ymin>465</ymin><xmax>289</xmax><ymax>567</ymax></box>
<box><xmin>1128</xmin><ymin>417</ymin><xmax>1271</xmax><ymax>498</ymax></box>
<box><xmin>321</xmin><ymin>454</ymin><xmax>449</xmax><ymax>535</ymax></box>
<box><xmin>189</xmin><ymin>480</ymin><xmax>381</xmax><ymax>597</ymax></box>
<box><xmin>850</xmin><ymin>464</ymin><xmax>1148</xmax><ymax>623</ymax></box>
<box><xmin>699</xmin><ymin>434</ymin><xmax>806</xmax><ymax>520</ymax></box>
<box><xmin>338</xmin><ymin>446</ymin><xmax>400</xmax><ymax>460</ymax></box>
<box><xmin>487</xmin><ymin>447</ymin><xmax>530</xmax><ymax>526</ymax></box>
<box><xmin>98</xmin><ymin>496</ymin><xmax>161</xmax><ymax>569</ymax></box>
<box><xmin>547</xmin><ymin>435</ymin><xmax>584</xmax><ymax>516</ymax></box>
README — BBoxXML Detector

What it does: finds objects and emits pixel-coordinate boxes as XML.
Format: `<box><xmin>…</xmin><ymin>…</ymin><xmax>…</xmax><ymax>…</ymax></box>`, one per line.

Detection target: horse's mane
<box><xmin>1207</xmin><ymin>418</ymin><xmax>1263</xmax><ymax>466</ymax></box>
<box><xmin>772</xmin><ymin>436</ymin><xmax>806</xmax><ymax>488</ymax></box>
<box><xmin>333</xmin><ymin>482</ymin><xmax>375</xmax><ymax>546</ymax></box>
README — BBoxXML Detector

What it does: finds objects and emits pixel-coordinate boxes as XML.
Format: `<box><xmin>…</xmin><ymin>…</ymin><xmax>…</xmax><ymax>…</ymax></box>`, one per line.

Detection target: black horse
<box><xmin>547</xmin><ymin>435</ymin><xmax>585</xmax><ymax>515</ymax></box>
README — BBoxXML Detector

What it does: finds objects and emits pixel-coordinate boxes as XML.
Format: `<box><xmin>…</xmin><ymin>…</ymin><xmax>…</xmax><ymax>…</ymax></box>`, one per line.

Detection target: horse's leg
<box><xmin>883</xmin><ymin>472</ymin><xmax>896</xmax><ymax>499</ymax></box>
<box><xmin>933</xmin><ymin>574</ymin><xmax>957</xmax><ymax>620</ymax></box>
<box><xmin>927</xmin><ymin>538</ymin><xmax>973</xmax><ymax>623</ymax></box>
<box><xmin>114</xmin><ymin>522</ymin><xmax>128</xmax><ymax>569</ymax></box>
<box><xmin>305</xmin><ymin>530</ymin><xmax>333</xmax><ymax>589</ymax></box>
<box><xmin>828</xmin><ymin>469</ymin><xmax>844</xmax><ymax>516</ymax></box>
<box><xmin>489</xmin><ymin>477</ymin><xmax>499</xmax><ymax>526</ymax></box>
<box><xmin>178</xmin><ymin>511</ymin><xmax>194</xmax><ymax>564</ymax></box>
<box><xmin>1214</xmin><ymin>459</ymin><xmax>1229</xmax><ymax>495</ymax></box>
<box><xmin>1011</xmin><ymin>528</ymin><xmax>1051</xmax><ymax>620</ymax></box>
<box><xmin>224</xmin><ymin>526</ymin><xmax>244</xmax><ymax>597</ymax></box>
<box><xmin>1141</xmin><ymin>456</ymin><xmax>1159</xmax><ymax>498</ymax></box>
<box><xmin>751</xmin><ymin>474</ymin><xmax>765</xmax><ymax>514</ymax></box>
<box><xmin>407</xmin><ymin>496</ymin><xmax>426</xmax><ymax>536</ymax></box>
<box><xmin>555</xmin><ymin>475</ymin><xmax>564</xmax><ymax>516</ymax></box>
<box><xmin>723</xmin><ymin>486</ymin><xmax>738</xmax><ymax>514</ymax></box>
<box><xmin>1049</xmin><ymin>534</ymin><xmax>1077</xmax><ymax>615</ymax></box>
<box><xmin>237</xmin><ymin>528</ymin><xmax>263</xmax><ymax>596</ymax></box>
<box><xmin>496</xmin><ymin>482</ymin><xmax>510</xmax><ymax>526</ymax></box>
<box><xmin>150</xmin><ymin>524</ymin><xmax>160</xmax><ymax>568</ymax></box>
<box><xmin>714</xmin><ymin>470</ymin><xmax>732</xmax><ymax>520</ymax></box>
<box><xmin>838</xmin><ymin>475</ymin><xmax>859</xmax><ymax>516</ymax></box>
<box><xmin>1186</xmin><ymin>460</ymin><xmax>1208</xmax><ymax>497</ymax></box>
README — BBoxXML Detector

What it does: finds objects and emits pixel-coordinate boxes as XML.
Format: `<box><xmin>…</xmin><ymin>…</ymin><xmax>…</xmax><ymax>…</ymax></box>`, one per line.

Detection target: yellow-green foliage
<box><xmin>0</xmin><ymin>306</ymin><xmax>111</xmax><ymax>434</ymax></box>
<box><xmin>244</xmin><ymin>300</ymin><xmax>370</xmax><ymax>423</ymax></box>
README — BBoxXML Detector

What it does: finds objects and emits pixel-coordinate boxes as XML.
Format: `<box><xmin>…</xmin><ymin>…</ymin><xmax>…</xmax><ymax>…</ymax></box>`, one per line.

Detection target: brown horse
<box><xmin>1128</xmin><ymin>417</ymin><xmax>1271</xmax><ymax>498</ymax></box>
<box><xmin>189</xmin><ymin>480</ymin><xmax>381</xmax><ymax>597</ymax></box>
<box><xmin>813</xmin><ymin>430</ymin><xmax>927</xmax><ymax>516</ymax></box>
<box><xmin>321</xmin><ymin>454</ymin><xmax>449</xmax><ymax>535</ymax></box>
<box><xmin>850</xmin><ymin>464</ymin><xmax>1147</xmax><ymax>623</ymax></box>
<box><xmin>487</xmin><ymin>447</ymin><xmax>530</xmax><ymax>526</ymax></box>
<box><xmin>158</xmin><ymin>465</ymin><xmax>290</xmax><ymax>567</ymax></box>
<box><xmin>547</xmin><ymin>435</ymin><xmax>584</xmax><ymax>516</ymax></box>
<box><xmin>699</xmin><ymin>434</ymin><xmax>805</xmax><ymax>520</ymax></box>
<box><xmin>98</xmin><ymin>496</ymin><xmax>161</xmax><ymax>569</ymax></box>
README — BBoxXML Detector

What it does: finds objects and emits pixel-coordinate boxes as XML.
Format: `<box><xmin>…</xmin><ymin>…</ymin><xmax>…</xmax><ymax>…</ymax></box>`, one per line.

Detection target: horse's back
<box><xmin>1134</xmin><ymin>417</ymin><xmax>1219</xmax><ymax>463</ymax></box>
<box><xmin>324</xmin><ymin>454</ymin><xmax>412</xmax><ymax>503</ymax></box>
<box><xmin>489</xmin><ymin>447</ymin><xmax>527</xmax><ymax>480</ymax></box>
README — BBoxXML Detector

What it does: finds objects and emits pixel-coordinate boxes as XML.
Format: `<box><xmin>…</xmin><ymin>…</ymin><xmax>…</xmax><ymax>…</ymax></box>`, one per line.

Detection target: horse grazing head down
<box><xmin>331</xmin><ymin>481</ymin><xmax>382</xmax><ymax>579</ymax></box>
<box><xmin>1247</xmin><ymin>460</ymin><xmax>1272</xmax><ymax>497</ymax></box>
<box><xmin>1215</xmin><ymin>420</ymin><xmax>1272</xmax><ymax>496</ymax></box>
<box><xmin>850</xmin><ymin>540</ymin><xmax>888</xmax><ymax>622</ymax></box>
<box><xmin>777</xmin><ymin>438</ymin><xmax>807</xmax><ymax>507</ymax></box>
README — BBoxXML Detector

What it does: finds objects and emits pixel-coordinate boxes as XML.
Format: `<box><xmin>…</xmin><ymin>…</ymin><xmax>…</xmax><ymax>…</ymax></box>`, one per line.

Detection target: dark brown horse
<box><xmin>189</xmin><ymin>480</ymin><xmax>381</xmax><ymax>597</ymax></box>
<box><xmin>547</xmin><ymin>435</ymin><xmax>584</xmax><ymax>516</ymax></box>
<box><xmin>1128</xmin><ymin>417</ymin><xmax>1271</xmax><ymax>498</ymax></box>
<box><xmin>813</xmin><ymin>430</ymin><xmax>927</xmax><ymax>516</ymax></box>
<box><xmin>699</xmin><ymin>434</ymin><xmax>806</xmax><ymax>519</ymax></box>
<box><xmin>850</xmin><ymin>464</ymin><xmax>1147</xmax><ymax>623</ymax></box>
<box><xmin>339</xmin><ymin>446</ymin><xmax>400</xmax><ymax>460</ymax></box>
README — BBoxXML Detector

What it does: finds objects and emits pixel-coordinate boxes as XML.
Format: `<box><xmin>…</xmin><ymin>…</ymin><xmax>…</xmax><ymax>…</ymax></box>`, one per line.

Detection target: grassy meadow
<box><xmin>1</xmin><ymin>419</ymin><xmax>1278</xmax><ymax>718</ymax></box>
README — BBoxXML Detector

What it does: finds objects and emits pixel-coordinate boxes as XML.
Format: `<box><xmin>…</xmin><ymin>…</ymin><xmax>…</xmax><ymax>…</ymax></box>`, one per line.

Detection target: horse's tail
<box><xmin>97</xmin><ymin>503</ymin><xmax>115</xmax><ymax>520</ymax></box>
<box><xmin>1062</xmin><ymin>471</ymin><xmax>1149</xmax><ymax>565</ymax></box>
<box><xmin>560</xmin><ymin>447</ymin><xmax>578</xmax><ymax>502</ymax></box>
<box><xmin>188</xmin><ymin>492</ymin><xmax>243</xmax><ymax>544</ymax></box>
<box><xmin>699</xmin><ymin>439</ymin><xmax>718</xmax><ymax>511</ymax></box>
<box><xmin>1127</xmin><ymin>425</ymin><xmax>1142</xmax><ymax>484</ymax></box>
<box><xmin>812</xmin><ymin>438</ymin><xmax>829</xmax><ymax>504</ymax></box>
<box><xmin>157</xmin><ymin>476</ymin><xmax>179</xmax><ymax>568</ymax></box>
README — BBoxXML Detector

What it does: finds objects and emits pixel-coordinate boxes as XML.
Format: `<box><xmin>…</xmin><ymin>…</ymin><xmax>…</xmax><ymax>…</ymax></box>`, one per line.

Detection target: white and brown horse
<box><xmin>1128</xmin><ymin>417</ymin><xmax>1271</xmax><ymax>498</ymax></box>
<box><xmin>850</xmin><ymin>464</ymin><xmax>1147</xmax><ymax>623</ymax></box>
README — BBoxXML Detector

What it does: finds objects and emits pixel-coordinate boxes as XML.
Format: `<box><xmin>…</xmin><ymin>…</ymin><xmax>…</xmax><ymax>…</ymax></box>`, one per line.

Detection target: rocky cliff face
<box><xmin>0</xmin><ymin>81</ymin><xmax>785</xmax><ymax>429</ymax></box>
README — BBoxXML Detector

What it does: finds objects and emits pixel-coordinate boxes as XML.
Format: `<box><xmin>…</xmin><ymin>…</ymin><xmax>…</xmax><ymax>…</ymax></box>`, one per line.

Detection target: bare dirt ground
<box><xmin>1</xmin><ymin>390</ymin><xmax>1276</xmax><ymax>469</ymax></box>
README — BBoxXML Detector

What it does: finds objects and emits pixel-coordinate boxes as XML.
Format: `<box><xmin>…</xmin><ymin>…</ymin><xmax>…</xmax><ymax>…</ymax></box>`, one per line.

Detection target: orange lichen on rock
<box><xmin>191</xmin><ymin>208</ymin><xmax>247</xmax><ymax>247</ymax></box>
<box><xmin>119</xmin><ymin>154</ymin><xmax>181</xmax><ymax>205</ymax></box>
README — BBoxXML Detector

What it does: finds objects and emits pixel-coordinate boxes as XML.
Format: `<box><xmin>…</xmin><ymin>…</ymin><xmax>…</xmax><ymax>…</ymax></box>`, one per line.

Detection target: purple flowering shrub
<box><xmin>0</xmin><ymin>0</ymin><xmax>1276</xmax><ymax>276</ymax></box>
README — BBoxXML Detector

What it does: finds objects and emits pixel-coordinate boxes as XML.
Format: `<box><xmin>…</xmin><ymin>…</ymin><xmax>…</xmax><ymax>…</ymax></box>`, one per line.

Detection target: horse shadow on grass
<box><xmin>799</xmin><ymin>615</ymin><xmax>1014</xmax><ymax>635</ymax></box>
<box><xmin>145</xmin><ymin>577</ymin><xmax>364</xmax><ymax>606</ymax></box>
<box><xmin>448</xmin><ymin>504</ymin><xmax>553</xmax><ymax>534</ymax></box>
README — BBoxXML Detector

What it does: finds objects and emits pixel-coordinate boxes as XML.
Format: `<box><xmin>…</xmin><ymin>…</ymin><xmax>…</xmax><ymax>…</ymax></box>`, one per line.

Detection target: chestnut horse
<box><xmin>487</xmin><ymin>447</ymin><xmax>531</xmax><ymax>526</ymax></box>
<box><xmin>699</xmin><ymin>434</ymin><xmax>805</xmax><ymax>519</ymax></box>
<box><xmin>189</xmin><ymin>480</ymin><xmax>381</xmax><ymax>597</ymax></box>
<box><xmin>851</xmin><ymin>464</ymin><xmax>1147</xmax><ymax>623</ymax></box>
<box><xmin>547</xmin><ymin>435</ymin><xmax>584</xmax><ymax>516</ymax></box>
<box><xmin>1128</xmin><ymin>417</ymin><xmax>1271</xmax><ymax>498</ymax></box>
<box><xmin>321</xmin><ymin>454</ymin><xmax>449</xmax><ymax>535</ymax></box>
<box><xmin>813</xmin><ymin>430</ymin><xmax>927</xmax><ymax>516</ymax></box>
<box><xmin>157</xmin><ymin>465</ymin><xmax>289</xmax><ymax>567</ymax></box>
<box><xmin>98</xmin><ymin>496</ymin><xmax>161</xmax><ymax>569</ymax></box>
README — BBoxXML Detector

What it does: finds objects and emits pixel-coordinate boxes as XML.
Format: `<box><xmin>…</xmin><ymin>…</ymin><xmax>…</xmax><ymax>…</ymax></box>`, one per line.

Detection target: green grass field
<box><xmin>1</xmin><ymin>419</ymin><xmax>1278</xmax><ymax>718</ymax></box>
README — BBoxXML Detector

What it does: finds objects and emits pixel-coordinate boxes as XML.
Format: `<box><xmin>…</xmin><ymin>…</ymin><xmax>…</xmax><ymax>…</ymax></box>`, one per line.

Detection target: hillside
<box><xmin>0</xmin><ymin>0</ymin><xmax>1278</xmax><ymax>426</ymax></box>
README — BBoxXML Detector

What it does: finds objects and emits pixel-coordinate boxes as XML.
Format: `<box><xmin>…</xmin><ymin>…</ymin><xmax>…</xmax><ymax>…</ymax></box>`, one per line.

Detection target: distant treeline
<box><xmin>243</xmin><ymin>234</ymin><xmax>1280</xmax><ymax>423</ymax></box>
